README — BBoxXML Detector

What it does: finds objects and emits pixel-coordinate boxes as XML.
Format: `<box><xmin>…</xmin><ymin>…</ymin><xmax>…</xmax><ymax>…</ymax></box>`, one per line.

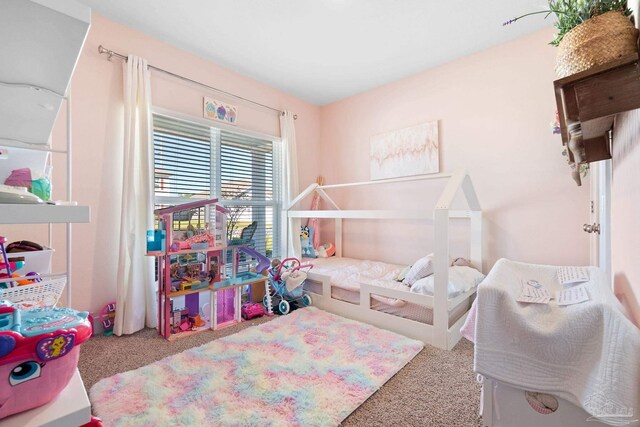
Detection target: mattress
<box><xmin>302</xmin><ymin>257</ymin><xmax>474</xmax><ymax>326</ymax></box>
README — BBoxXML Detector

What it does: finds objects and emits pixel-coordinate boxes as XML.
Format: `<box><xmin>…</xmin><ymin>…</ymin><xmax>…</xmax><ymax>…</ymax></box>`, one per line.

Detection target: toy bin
<box><xmin>0</xmin><ymin>147</ymin><xmax>52</xmax><ymax>201</ymax></box>
<box><xmin>0</xmin><ymin>300</ymin><xmax>92</xmax><ymax>420</ymax></box>
<box><xmin>7</xmin><ymin>247</ymin><xmax>54</xmax><ymax>276</ymax></box>
<box><xmin>0</xmin><ymin>275</ymin><xmax>67</xmax><ymax>309</ymax></box>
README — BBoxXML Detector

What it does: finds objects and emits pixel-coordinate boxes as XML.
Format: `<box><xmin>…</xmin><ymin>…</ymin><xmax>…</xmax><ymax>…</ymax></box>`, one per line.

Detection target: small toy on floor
<box><xmin>99</xmin><ymin>302</ymin><xmax>116</xmax><ymax>336</ymax></box>
<box><xmin>241</xmin><ymin>302</ymin><xmax>266</xmax><ymax>320</ymax></box>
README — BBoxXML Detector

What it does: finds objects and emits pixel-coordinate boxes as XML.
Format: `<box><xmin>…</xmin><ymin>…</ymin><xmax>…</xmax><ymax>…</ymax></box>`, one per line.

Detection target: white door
<box><xmin>587</xmin><ymin>160</ymin><xmax>612</xmax><ymax>281</ymax></box>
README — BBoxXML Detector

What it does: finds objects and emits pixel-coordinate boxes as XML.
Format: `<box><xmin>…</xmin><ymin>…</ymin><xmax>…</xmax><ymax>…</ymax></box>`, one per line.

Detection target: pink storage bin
<box><xmin>0</xmin><ymin>301</ymin><xmax>92</xmax><ymax>419</ymax></box>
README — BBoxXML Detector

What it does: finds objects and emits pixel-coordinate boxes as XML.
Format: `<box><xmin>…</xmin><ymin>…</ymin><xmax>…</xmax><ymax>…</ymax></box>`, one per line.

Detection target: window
<box><xmin>153</xmin><ymin>114</ymin><xmax>281</xmax><ymax>259</ymax></box>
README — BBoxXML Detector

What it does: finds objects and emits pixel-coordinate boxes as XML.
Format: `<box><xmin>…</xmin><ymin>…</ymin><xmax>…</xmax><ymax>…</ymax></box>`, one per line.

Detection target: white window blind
<box><xmin>153</xmin><ymin>114</ymin><xmax>281</xmax><ymax>259</ymax></box>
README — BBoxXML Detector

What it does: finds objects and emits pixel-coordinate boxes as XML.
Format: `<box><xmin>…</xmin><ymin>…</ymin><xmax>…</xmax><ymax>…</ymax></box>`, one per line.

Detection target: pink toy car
<box><xmin>241</xmin><ymin>302</ymin><xmax>265</xmax><ymax>320</ymax></box>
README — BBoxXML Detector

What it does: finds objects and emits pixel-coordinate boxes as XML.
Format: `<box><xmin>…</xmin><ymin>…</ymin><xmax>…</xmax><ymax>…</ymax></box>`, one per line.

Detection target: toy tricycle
<box><xmin>264</xmin><ymin>257</ymin><xmax>313</xmax><ymax>315</ymax></box>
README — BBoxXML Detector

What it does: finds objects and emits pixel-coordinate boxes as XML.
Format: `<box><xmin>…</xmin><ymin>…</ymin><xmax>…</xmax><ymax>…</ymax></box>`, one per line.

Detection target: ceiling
<box><xmin>76</xmin><ymin>0</ymin><xmax>554</xmax><ymax>106</ymax></box>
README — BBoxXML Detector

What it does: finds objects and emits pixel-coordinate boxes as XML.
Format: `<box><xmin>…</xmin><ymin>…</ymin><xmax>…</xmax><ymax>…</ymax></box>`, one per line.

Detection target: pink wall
<box><xmin>318</xmin><ymin>28</ymin><xmax>591</xmax><ymax>270</ymax></box>
<box><xmin>3</xmin><ymin>17</ymin><xmax>601</xmax><ymax>317</ymax></box>
<box><xmin>611</xmin><ymin>110</ymin><xmax>640</xmax><ymax>326</ymax></box>
<box><xmin>1</xmin><ymin>13</ymin><xmax>321</xmax><ymax>315</ymax></box>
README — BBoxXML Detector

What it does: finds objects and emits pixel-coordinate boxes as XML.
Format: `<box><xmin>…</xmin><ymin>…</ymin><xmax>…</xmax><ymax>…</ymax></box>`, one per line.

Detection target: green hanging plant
<box><xmin>504</xmin><ymin>0</ymin><xmax>633</xmax><ymax>46</ymax></box>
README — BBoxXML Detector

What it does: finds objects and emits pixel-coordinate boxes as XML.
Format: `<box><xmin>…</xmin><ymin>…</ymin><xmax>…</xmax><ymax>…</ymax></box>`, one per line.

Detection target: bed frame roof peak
<box><xmin>287</xmin><ymin>169</ymin><xmax>480</xmax><ymax>213</ymax></box>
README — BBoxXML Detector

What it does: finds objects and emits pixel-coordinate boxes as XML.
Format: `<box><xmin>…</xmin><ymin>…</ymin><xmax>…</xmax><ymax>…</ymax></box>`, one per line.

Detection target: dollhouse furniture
<box><xmin>149</xmin><ymin>198</ymin><xmax>270</xmax><ymax>339</ymax></box>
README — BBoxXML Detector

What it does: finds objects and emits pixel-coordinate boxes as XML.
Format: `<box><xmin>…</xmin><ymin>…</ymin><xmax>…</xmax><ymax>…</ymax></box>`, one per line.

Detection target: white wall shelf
<box><xmin>0</xmin><ymin>3</ymin><xmax>92</xmax><ymax>426</ymax></box>
<box><xmin>0</xmin><ymin>204</ymin><xmax>90</xmax><ymax>224</ymax></box>
<box><xmin>0</xmin><ymin>0</ymin><xmax>92</xmax><ymax>310</ymax></box>
<box><xmin>0</xmin><ymin>0</ymin><xmax>90</xmax><ymax>145</ymax></box>
<box><xmin>0</xmin><ymin>139</ymin><xmax>68</xmax><ymax>154</ymax></box>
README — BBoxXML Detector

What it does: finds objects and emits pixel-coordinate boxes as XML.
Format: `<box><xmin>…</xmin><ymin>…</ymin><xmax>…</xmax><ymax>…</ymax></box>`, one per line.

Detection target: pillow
<box><xmin>300</xmin><ymin>226</ymin><xmax>317</xmax><ymax>258</ymax></box>
<box><xmin>402</xmin><ymin>254</ymin><xmax>434</xmax><ymax>286</ymax></box>
<box><xmin>409</xmin><ymin>266</ymin><xmax>485</xmax><ymax>298</ymax></box>
<box><xmin>395</xmin><ymin>266</ymin><xmax>411</xmax><ymax>282</ymax></box>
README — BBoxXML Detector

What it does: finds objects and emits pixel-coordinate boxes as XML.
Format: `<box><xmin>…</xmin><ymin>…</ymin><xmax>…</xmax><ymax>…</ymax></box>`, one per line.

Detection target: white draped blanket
<box><xmin>466</xmin><ymin>259</ymin><xmax>640</xmax><ymax>422</ymax></box>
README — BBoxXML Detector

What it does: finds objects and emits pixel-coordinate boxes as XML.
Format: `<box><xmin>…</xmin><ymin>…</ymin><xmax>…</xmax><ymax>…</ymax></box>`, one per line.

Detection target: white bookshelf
<box><xmin>0</xmin><ymin>2</ymin><xmax>93</xmax><ymax>426</ymax></box>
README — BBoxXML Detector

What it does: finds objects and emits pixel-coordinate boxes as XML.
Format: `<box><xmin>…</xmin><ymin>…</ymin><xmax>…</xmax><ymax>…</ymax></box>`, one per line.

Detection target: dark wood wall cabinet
<box><xmin>554</xmin><ymin>52</ymin><xmax>640</xmax><ymax>186</ymax></box>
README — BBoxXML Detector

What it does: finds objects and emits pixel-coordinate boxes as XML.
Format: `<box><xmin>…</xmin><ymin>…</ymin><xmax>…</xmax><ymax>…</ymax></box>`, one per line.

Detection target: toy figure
<box><xmin>300</xmin><ymin>226</ymin><xmax>316</xmax><ymax>257</ymax></box>
<box><xmin>170</xmin><ymin>264</ymin><xmax>179</xmax><ymax>278</ymax></box>
<box><xmin>190</xmin><ymin>314</ymin><xmax>205</xmax><ymax>328</ymax></box>
<box><xmin>316</xmin><ymin>243</ymin><xmax>336</xmax><ymax>258</ymax></box>
<box><xmin>186</xmin><ymin>264</ymin><xmax>201</xmax><ymax>278</ymax></box>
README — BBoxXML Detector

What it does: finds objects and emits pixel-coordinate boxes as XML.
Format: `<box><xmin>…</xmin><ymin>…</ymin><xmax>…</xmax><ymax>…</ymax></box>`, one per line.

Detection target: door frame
<box><xmin>590</xmin><ymin>159</ymin><xmax>612</xmax><ymax>283</ymax></box>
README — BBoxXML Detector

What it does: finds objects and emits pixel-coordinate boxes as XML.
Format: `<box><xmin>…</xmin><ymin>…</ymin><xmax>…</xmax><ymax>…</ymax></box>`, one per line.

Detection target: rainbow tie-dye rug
<box><xmin>89</xmin><ymin>307</ymin><xmax>423</xmax><ymax>426</ymax></box>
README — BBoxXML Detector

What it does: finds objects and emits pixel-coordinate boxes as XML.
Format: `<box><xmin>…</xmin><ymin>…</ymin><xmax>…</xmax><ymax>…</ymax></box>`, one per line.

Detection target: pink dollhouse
<box><xmin>149</xmin><ymin>198</ymin><xmax>270</xmax><ymax>339</ymax></box>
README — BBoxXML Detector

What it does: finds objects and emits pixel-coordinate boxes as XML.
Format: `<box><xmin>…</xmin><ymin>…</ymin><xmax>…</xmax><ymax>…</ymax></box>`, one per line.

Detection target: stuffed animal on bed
<box><xmin>300</xmin><ymin>226</ymin><xmax>317</xmax><ymax>258</ymax></box>
<box><xmin>316</xmin><ymin>242</ymin><xmax>336</xmax><ymax>258</ymax></box>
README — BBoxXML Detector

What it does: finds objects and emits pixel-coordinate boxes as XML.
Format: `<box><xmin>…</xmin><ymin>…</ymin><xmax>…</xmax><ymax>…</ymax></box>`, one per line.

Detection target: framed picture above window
<box><xmin>204</xmin><ymin>97</ymin><xmax>238</xmax><ymax>125</ymax></box>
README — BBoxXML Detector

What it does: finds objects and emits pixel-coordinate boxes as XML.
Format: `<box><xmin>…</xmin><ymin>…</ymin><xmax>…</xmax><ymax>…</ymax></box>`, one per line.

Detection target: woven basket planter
<box><xmin>556</xmin><ymin>11</ymin><xmax>639</xmax><ymax>78</ymax></box>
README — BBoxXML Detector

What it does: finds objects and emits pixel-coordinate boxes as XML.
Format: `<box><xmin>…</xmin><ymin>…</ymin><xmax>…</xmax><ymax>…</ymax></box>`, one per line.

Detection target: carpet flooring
<box><xmin>79</xmin><ymin>314</ymin><xmax>482</xmax><ymax>427</ymax></box>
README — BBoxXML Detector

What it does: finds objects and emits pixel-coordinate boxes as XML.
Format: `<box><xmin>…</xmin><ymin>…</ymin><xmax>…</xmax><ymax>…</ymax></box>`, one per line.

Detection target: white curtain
<box><xmin>280</xmin><ymin>111</ymin><xmax>301</xmax><ymax>259</ymax></box>
<box><xmin>114</xmin><ymin>55</ymin><xmax>156</xmax><ymax>335</ymax></box>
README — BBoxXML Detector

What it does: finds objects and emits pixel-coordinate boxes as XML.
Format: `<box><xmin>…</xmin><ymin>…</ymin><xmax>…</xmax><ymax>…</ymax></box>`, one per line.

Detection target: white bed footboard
<box><xmin>305</xmin><ymin>271</ymin><xmax>475</xmax><ymax>349</ymax></box>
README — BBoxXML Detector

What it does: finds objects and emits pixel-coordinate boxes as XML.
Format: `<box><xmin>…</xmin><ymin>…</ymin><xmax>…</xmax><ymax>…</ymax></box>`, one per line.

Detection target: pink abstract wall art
<box><xmin>369</xmin><ymin>121</ymin><xmax>439</xmax><ymax>180</ymax></box>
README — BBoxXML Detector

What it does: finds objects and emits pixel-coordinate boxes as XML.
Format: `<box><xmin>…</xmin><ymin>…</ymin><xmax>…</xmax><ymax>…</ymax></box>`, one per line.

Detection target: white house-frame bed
<box><xmin>286</xmin><ymin>169</ymin><xmax>482</xmax><ymax>350</ymax></box>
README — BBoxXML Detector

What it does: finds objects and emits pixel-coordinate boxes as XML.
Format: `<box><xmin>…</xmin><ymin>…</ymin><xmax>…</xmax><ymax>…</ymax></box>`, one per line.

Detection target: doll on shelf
<box><xmin>170</xmin><ymin>263</ymin><xmax>185</xmax><ymax>291</ymax></box>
